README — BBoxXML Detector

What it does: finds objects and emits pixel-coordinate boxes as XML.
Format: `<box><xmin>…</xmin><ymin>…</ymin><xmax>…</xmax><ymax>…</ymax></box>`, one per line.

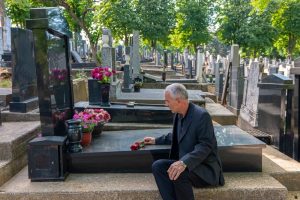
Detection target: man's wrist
<box><xmin>180</xmin><ymin>160</ymin><xmax>187</xmax><ymax>168</ymax></box>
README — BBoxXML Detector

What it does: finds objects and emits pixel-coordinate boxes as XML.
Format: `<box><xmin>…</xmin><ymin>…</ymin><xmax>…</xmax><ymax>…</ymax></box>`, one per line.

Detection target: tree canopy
<box><xmin>4</xmin><ymin>0</ymin><xmax>300</xmax><ymax>59</ymax></box>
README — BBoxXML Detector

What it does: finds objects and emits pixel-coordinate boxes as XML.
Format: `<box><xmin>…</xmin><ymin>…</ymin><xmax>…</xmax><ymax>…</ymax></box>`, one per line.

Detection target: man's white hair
<box><xmin>165</xmin><ymin>83</ymin><xmax>188</xmax><ymax>100</ymax></box>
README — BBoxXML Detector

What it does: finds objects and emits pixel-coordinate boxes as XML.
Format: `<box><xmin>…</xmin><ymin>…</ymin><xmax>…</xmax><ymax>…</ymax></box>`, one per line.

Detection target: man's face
<box><xmin>164</xmin><ymin>92</ymin><xmax>180</xmax><ymax>113</ymax></box>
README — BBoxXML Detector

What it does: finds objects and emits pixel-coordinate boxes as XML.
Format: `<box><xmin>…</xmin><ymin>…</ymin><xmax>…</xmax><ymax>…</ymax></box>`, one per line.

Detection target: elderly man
<box><xmin>144</xmin><ymin>83</ymin><xmax>224</xmax><ymax>200</ymax></box>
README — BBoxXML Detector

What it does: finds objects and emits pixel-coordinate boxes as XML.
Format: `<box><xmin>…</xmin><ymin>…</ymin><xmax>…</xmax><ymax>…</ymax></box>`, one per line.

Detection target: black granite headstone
<box><xmin>9</xmin><ymin>28</ymin><xmax>39</xmax><ymax>113</ymax></box>
<box><xmin>290</xmin><ymin>64</ymin><xmax>300</xmax><ymax>161</ymax></box>
<box><xmin>257</xmin><ymin>74</ymin><xmax>293</xmax><ymax>155</ymax></box>
<box><xmin>26</xmin><ymin>7</ymin><xmax>74</xmax><ymax>136</ymax></box>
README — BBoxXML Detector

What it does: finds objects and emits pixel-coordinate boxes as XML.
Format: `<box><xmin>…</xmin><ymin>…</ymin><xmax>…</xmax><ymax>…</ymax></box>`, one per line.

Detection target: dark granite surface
<box><xmin>83</xmin><ymin>125</ymin><xmax>265</xmax><ymax>153</ymax></box>
<box><xmin>69</xmin><ymin>125</ymin><xmax>265</xmax><ymax>172</ymax></box>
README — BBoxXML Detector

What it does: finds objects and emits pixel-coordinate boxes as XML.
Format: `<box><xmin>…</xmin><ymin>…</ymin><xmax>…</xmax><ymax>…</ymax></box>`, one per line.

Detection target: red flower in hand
<box><xmin>130</xmin><ymin>141</ymin><xmax>145</xmax><ymax>151</ymax></box>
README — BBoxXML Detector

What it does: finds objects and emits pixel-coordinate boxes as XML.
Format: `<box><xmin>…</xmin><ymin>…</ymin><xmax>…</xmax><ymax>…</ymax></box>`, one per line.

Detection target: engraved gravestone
<box><xmin>240</xmin><ymin>62</ymin><xmax>260</xmax><ymax>127</ymax></box>
<box><xmin>132</xmin><ymin>31</ymin><xmax>141</xmax><ymax>79</ymax></box>
<box><xmin>227</xmin><ymin>44</ymin><xmax>244</xmax><ymax>115</ymax></box>
<box><xmin>9</xmin><ymin>28</ymin><xmax>38</xmax><ymax>112</ymax></box>
<box><xmin>215</xmin><ymin>62</ymin><xmax>224</xmax><ymax>101</ymax></box>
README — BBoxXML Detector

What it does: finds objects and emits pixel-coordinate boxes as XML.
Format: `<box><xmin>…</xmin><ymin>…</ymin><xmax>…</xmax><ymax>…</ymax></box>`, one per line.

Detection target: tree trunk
<box><xmin>125</xmin><ymin>35</ymin><xmax>129</xmax><ymax>46</ymax></box>
<box><xmin>288</xmin><ymin>33</ymin><xmax>296</xmax><ymax>60</ymax></box>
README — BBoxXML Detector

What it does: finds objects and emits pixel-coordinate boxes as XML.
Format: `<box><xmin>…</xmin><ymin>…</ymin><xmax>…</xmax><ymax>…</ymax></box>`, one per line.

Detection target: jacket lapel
<box><xmin>178</xmin><ymin>103</ymin><xmax>194</xmax><ymax>143</ymax></box>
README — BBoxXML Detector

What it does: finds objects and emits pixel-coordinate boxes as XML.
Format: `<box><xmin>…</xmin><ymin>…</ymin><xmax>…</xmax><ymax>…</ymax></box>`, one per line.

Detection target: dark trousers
<box><xmin>152</xmin><ymin>159</ymin><xmax>209</xmax><ymax>200</ymax></box>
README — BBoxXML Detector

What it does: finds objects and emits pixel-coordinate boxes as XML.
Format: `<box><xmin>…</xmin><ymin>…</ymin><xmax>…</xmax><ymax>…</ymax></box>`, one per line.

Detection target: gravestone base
<box><xmin>239</xmin><ymin>105</ymin><xmax>258</xmax><ymax>127</ymax></box>
<box><xmin>9</xmin><ymin>97</ymin><xmax>39</xmax><ymax>113</ymax></box>
<box><xmin>122</xmin><ymin>85</ymin><xmax>133</xmax><ymax>93</ymax></box>
<box><xmin>75</xmin><ymin>102</ymin><xmax>173</xmax><ymax>124</ymax></box>
<box><xmin>226</xmin><ymin>105</ymin><xmax>240</xmax><ymax>116</ymax></box>
<box><xmin>68</xmin><ymin>126</ymin><xmax>265</xmax><ymax>173</ymax></box>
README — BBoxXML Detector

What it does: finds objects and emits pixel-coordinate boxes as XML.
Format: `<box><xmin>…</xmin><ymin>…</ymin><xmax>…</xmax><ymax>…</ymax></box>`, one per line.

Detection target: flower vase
<box><xmin>134</xmin><ymin>85</ymin><xmax>140</xmax><ymax>92</ymax></box>
<box><xmin>92</xmin><ymin>122</ymin><xmax>105</xmax><ymax>137</ymax></box>
<box><xmin>66</xmin><ymin>119</ymin><xmax>82</xmax><ymax>153</ymax></box>
<box><xmin>88</xmin><ymin>79</ymin><xmax>101</xmax><ymax>105</ymax></box>
<box><xmin>101</xmin><ymin>83</ymin><xmax>110</xmax><ymax>106</ymax></box>
<box><xmin>81</xmin><ymin>131</ymin><xmax>92</xmax><ymax>147</ymax></box>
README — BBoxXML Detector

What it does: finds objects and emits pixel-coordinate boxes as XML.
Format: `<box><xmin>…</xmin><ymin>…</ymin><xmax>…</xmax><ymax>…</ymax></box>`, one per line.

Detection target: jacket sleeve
<box><xmin>180</xmin><ymin>111</ymin><xmax>216</xmax><ymax>171</ymax></box>
<box><xmin>155</xmin><ymin>132</ymin><xmax>172</xmax><ymax>145</ymax></box>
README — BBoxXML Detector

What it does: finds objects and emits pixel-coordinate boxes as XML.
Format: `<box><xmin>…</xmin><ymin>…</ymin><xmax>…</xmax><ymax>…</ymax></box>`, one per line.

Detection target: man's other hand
<box><xmin>143</xmin><ymin>137</ymin><xmax>155</xmax><ymax>145</ymax></box>
<box><xmin>167</xmin><ymin>161</ymin><xmax>187</xmax><ymax>180</ymax></box>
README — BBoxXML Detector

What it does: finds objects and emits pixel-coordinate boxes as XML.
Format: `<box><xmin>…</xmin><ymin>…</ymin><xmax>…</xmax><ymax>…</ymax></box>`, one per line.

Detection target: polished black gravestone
<box><xmin>75</xmin><ymin>102</ymin><xmax>173</xmax><ymax>124</ymax></box>
<box><xmin>9</xmin><ymin>28</ymin><xmax>39</xmax><ymax>113</ymax></box>
<box><xmin>26</xmin><ymin>7</ymin><xmax>74</xmax><ymax>181</ymax></box>
<box><xmin>68</xmin><ymin>125</ymin><xmax>265</xmax><ymax>173</ymax></box>
<box><xmin>257</xmin><ymin>74</ymin><xmax>293</xmax><ymax>155</ymax></box>
<box><xmin>26</xmin><ymin>7</ymin><xmax>74</xmax><ymax>136</ymax></box>
<box><xmin>290</xmin><ymin>65</ymin><xmax>300</xmax><ymax>161</ymax></box>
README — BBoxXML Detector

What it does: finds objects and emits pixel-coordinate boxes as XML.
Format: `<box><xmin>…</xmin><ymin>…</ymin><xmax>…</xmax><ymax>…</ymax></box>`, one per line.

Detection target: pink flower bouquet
<box><xmin>91</xmin><ymin>66</ymin><xmax>116</xmax><ymax>84</ymax></box>
<box><xmin>73</xmin><ymin>108</ymin><xmax>111</xmax><ymax>132</ymax></box>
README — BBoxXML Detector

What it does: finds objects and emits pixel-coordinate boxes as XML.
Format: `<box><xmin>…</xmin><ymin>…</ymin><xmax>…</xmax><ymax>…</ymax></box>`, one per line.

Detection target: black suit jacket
<box><xmin>155</xmin><ymin>103</ymin><xmax>225</xmax><ymax>186</ymax></box>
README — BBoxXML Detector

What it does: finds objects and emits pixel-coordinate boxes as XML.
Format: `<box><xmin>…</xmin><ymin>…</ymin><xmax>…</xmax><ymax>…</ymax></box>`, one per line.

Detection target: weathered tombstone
<box><xmin>26</xmin><ymin>7</ymin><xmax>74</xmax><ymax>136</ymax></box>
<box><xmin>122</xmin><ymin>46</ymin><xmax>132</xmax><ymax>92</ymax></box>
<box><xmin>215</xmin><ymin>62</ymin><xmax>224</xmax><ymax>101</ymax></box>
<box><xmin>196</xmin><ymin>46</ymin><xmax>204</xmax><ymax>83</ymax></box>
<box><xmin>9</xmin><ymin>28</ymin><xmax>38</xmax><ymax>113</ymax></box>
<box><xmin>240</xmin><ymin>62</ymin><xmax>260</xmax><ymax>127</ymax></box>
<box><xmin>116</xmin><ymin>45</ymin><xmax>123</xmax><ymax>61</ymax></box>
<box><xmin>269</xmin><ymin>66</ymin><xmax>278</xmax><ymax>75</ymax></box>
<box><xmin>257</xmin><ymin>74</ymin><xmax>293</xmax><ymax>156</ymax></box>
<box><xmin>187</xmin><ymin>58</ymin><xmax>193</xmax><ymax>79</ymax></box>
<box><xmin>170</xmin><ymin>52</ymin><xmax>174</xmax><ymax>70</ymax></box>
<box><xmin>2</xmin><ymin>16</ymin><xmax>11</xmax><ymax>52</ymax></box>
<box><xmin>227</xmin><ymin>44</ymin><xmax>244</xmax><ymax>115</ymax></box>
<box><xmin>132</xmin><ymin>30</ymin><xmax>141</xmax><ymax>79</ymax></box>
<box><xmin>183</xmin><ymin>48</ymin><xmax>189</xmax><ymax>69</ymax></box>
<box><xmin>101</xmin><ymin>30</ymin><xmax>112</xmax><ymax>68</ymax></box>
<box><xmin>156</xmin><ymin>52</ymin><xmax>161</xmax><ymax>66</ymax></box>
<box><xmin>111</xmin><ymin>47</ymin><xmax>116</xmax><ymax>82</ymax></box>
<box><xmin>290</xmin><ymin>57</ymin><xmax>300</xmax><ymax>161</ymax></box>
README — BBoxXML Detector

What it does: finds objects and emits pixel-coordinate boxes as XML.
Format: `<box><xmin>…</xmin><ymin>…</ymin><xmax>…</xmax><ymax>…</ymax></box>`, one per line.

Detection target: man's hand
<box><xmin>167</xmin><ymin>161</ymin><xmax>187</xmax><ymax>181</ymax></box>
<box><xmin>143</xmin><ymin>137</ymin><xmax>155</xmax><ymax>145</ymax></box>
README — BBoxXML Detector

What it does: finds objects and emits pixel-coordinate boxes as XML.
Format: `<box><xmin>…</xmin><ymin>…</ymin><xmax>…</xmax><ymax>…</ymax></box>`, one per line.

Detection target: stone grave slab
<box><xmin>68</xmin><ymin>125</ymin><xmax>265</xmax><ymax>173</ymax></box>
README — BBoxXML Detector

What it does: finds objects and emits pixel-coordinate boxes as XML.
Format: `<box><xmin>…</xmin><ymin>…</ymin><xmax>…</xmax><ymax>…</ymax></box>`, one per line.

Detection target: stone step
<box><xmin>0</xmin><ymin>122</ymin><xmax>40</xmax><ymax>186</ymax></box>
<box><xmin>0</xmin><ymin>167</ymin><xmax>287</xmax><ymax>200</ymax></box>
<box><xmin>1</xmin><ymin>109</ymin><xmax>40</xmax><ymax>122</ymax></box>
<box><xmin>0</xmin><ymin>121</ymin><xmax>41</xmax><ymax>160</ymax></box>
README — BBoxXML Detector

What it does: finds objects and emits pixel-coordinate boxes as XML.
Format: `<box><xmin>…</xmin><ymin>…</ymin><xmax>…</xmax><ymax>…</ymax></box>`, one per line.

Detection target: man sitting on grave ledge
<box><xmin>144</xmin><ymin>83</ymin><xmax>225</xmax><ymax>200</ymax></box>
